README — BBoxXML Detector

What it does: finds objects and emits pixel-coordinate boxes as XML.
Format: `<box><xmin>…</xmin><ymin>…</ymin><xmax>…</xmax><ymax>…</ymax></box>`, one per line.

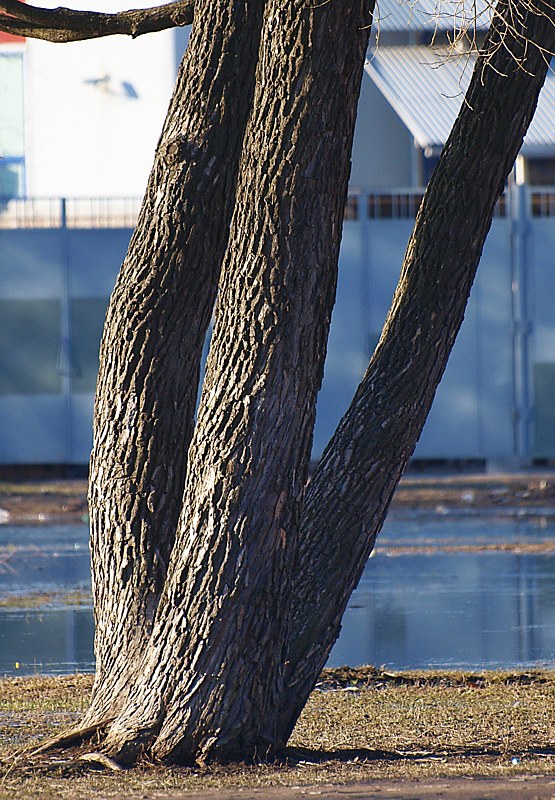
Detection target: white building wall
<box><xmin>23</xmin><ymin>0</ymin><xmax>182</xmax><ymax>198</ymax></box>
<box><xmin>350</xmin><ymin>72</ymin><xmax>413</xmax><ymax>188</ymax></box>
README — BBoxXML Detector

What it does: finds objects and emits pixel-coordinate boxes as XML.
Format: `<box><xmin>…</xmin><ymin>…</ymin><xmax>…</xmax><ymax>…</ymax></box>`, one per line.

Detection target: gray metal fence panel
<box><xmin>0</xmin><ymin>188</ymin><xmax>554</xmax><ymax>465</ymax></box>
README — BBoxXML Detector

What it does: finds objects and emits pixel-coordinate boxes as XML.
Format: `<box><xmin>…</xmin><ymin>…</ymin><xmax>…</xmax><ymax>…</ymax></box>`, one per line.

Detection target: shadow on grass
<box><xmin>285</xmin><ymin>745</ymin><xmax>555</xmax><ymax>764</ymax></box>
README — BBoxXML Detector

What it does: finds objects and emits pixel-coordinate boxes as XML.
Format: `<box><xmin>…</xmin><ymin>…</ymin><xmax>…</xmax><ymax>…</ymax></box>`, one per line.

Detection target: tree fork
<box><xmin>280</xmin><ymin>0</ymin><xmax>555</xmax><ymax>740</ymax></box>
<box><xmin>99</xmin><ymin>0</ymin><xmax>371</xmax><ymax>765</ymax></box>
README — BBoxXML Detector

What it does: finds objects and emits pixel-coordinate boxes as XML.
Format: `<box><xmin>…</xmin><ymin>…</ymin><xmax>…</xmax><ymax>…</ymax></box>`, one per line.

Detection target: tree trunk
<box><xmin>97</xmin><ymin>0</ymin><xmax>371</xmax><ymax>765</ymax></box>
<box><xmin>53</xmin><ymin>0</ymin><xmax>555</xmax><ymax>769</ymax></box>
<box><xmin>280</xmin><ymin>0</ymin><xmax>555</xmax><ymax>740</ymax></box>
<box><xmin>85</xmin><ymin>0</ymin><xmax>264</xmax><ymax>725</ymax></box>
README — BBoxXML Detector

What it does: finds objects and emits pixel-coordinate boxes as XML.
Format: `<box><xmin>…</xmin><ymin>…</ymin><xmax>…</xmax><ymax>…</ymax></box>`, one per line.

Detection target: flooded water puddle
<box><xmin>1</xmin><ymin>515</ymin><xmax>555</xmax><ymax>675</ymax></box>
<box><xmin>0</xmin><ymin>525</ymin><xmax>90</xmax><ymax>595</ymax></box>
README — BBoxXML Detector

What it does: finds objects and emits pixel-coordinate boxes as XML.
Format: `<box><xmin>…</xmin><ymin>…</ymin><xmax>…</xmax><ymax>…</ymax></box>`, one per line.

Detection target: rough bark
<box><xmin>85</xmin><ymin>0</ymin><xmax>264</xmax><ymax>725</ymax></box>
<box><xmin>25</xmin><ymin>0</ymin><xmax>555</xmax><ymax>769</ymax></box>
<box><xmin>99</xmin><ymin>0</ymin><xmax>371</xmax><ymax>765</ymax></box>
<box><xmin>280</xmin><ymin>0</ymin><xmax>555</xmax><ymax>740</ymax></box>
<box><xmin>0</xmin><ymin>0</ymin><xmax>194</xmax><ymax>42</ymax></box>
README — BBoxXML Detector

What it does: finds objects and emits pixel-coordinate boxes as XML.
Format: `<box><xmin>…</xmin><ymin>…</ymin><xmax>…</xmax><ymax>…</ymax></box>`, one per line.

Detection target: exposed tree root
<box><xmin>78</xmin><ymin>751</ymin><xmax>124</xmax><ymax>771</ymax></box>
<box><xmin>30</xmin><ymin>718</ymin><xmax>115</xmax><ymax>756</ymax></box>
<box><xmin>103</xmin><ymin>726</ymin><xmax>161</xmax><ymax>767</ymax></box>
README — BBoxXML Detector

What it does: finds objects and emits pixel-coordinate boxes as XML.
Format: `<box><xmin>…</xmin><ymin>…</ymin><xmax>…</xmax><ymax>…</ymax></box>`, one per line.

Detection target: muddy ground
<box><xmin>162</xmin><ymin>777</ymin><xmax>555</xmax><ymax>799</ymax></box>
<box><xmin>2</xmin><ymin>471</ymin><xmax>555</xmax><ymax>525</ymax></box>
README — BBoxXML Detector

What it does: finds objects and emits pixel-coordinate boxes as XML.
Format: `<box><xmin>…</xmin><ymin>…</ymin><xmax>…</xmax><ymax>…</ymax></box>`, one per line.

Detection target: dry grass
<box><xmin>2</xmin><ymin>472</ymin><xmax>555</xmax><ymax>525</ymax></box>
<box><xmin>1</xmin><ymin>669</ymin><xmax>554</xmax><ymax>798</ymax></box>
<box><xmin>0</xmin><ymin>480</ymin><xmax>88</xmax><ymax>523</ymax></box>
<box><xmin>0</xmin><ymin>591</ymin><xmax>92</xmax><ymax>610</ymax></box>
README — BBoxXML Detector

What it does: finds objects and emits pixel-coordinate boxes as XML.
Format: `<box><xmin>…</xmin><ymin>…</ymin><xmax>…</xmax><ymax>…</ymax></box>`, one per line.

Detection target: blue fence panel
<box><xmin>0</xmin><ymin>189</ymin><xmax>554</xmax><ymax>465</ymax></box>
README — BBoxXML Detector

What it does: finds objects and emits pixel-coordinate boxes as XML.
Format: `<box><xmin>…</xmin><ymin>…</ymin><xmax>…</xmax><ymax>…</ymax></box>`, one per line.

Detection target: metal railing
<box><xmin>2</xmin><ymin>187</ymin><xmax>554</xmax><ymax>230</ymax></box>
<box><xmin>0</xmin><ymin>197</ymin><xmax>142</xmax><ymax>229</ymax></box>
<box><xmin>367</xmin><ymin>190</ymin><xmax>425</xmax><ymax>220</ymax></box>
<box><xmin>357</xmin><ymin>189</ymin><xmax>509</xmax><ymax>220</ymax></box>
<box><xmin>530</xmin><ymin>189</ymin><xmax>555</xmax><ymax>218</ymax></box>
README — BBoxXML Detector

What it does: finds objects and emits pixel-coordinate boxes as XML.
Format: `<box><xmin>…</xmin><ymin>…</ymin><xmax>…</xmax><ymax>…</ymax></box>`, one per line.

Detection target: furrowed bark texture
<box><xmin>281</xmin><ymin>0</ymin><xmax>555</xmax><ymax>739</ymax></box>
<box><xmin>101</xmin><ymin>0</ymin><xmax>370</xmax><ymax>765</ymax></box>
<box><xmin>0</xmin><ymin>0</ymin><xmax>194</xmax><ymax>42</ymax></box>
<box><xmin>86</xmin><ymin>0</ymin><xmax>264</xmax><ymax>725</ymax></box>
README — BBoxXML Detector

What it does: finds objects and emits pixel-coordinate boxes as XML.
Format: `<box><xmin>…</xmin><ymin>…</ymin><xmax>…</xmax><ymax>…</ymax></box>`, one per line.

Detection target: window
<box><xmin>526</xmin><ymin>158</ymin><xmax>555</xmax><ymax>187</ymax></box>
<box><xmin>0</xmin><ymin>300</ymin><xmax>62</xmax><ymax>395</ymax></box>
<box><xmin>0</xmin><ymin>52</ymin><xmax>25</xmax><ymax>198</ymax></box>
<box><xmin>70</xmin><ymin>298</ymin><xmax>109</xmax><ymax>393</ymax></box>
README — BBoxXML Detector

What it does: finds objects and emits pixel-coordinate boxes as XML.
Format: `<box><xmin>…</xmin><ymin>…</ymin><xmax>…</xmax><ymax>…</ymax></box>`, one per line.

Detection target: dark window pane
<box><xmin>0</xmin><ymin>299</ymin><xmax>61</xmax><ymax>394</ymax></box>
<box><xmin>534</xmin><ymin>363</ymin><xmax>555</xmax><ymax>457</ymax></box>
<box><xmin>0</xmin><ymin>160</ymin><xmax>24</xmax><ymax>200</ymax></box>
<box><xmin>70</xmin><ymin>298</ymin><xmax>108</xmax><ymax>393</ymax></box>
<box><xmin>527</xmin><ymin>158</ymin><xmax>555</xmax><ymax>187</ymax></box>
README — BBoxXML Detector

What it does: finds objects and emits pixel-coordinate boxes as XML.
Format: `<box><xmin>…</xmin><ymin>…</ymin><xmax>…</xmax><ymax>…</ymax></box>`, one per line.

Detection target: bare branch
<box><xmin>0</xmin><ymin>0</ymin><xmax>194</xmax><ymax>42</ymax></box>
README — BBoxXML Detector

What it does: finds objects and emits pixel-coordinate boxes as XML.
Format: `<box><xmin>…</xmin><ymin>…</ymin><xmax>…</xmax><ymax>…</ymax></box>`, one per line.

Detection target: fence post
<box><xmin>59</xmin><ymin>197</ymin><xmax>74</xmax><ymax>466</ymax></box>
<box><xmin>510</xmin><ymin>181</ymin><xmax>532</xmax><ymax>463</ymax></box>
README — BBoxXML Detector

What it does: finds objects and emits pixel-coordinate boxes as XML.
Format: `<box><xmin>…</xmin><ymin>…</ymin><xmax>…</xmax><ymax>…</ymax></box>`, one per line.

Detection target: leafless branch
<box><xmin>0</xmin><ymin>0</ymin><xmax>194</xmax><ymax>42</ymax></box>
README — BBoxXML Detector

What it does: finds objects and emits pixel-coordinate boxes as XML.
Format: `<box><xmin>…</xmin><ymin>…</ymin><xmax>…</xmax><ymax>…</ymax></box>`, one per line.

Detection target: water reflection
<box><xmin>0</xmin><ymin>525</ymin><xmax>90</xmax><ymax>595</ymax></box>
<box><xmin>1</xmin><ymin>516</ymin><xmax>555</xmax><ymax>675</ymax></box>
<box><xmin>0</xmin><ymin>608</ymin><xmax>94</xmax><ymax>675</ymax></box>
<box><xmin>329</xmin><ymin>550</ymin><xmax>555</xmax><ymax>669</ymax></box>
<box><xmin>378</xmin><ymin>512</ymin><xmax>555</xmax><ymax>547</ymax></box>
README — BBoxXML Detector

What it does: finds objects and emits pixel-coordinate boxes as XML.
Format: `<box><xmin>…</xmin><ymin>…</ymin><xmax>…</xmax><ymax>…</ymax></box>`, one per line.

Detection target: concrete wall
<box><xmin>312</xmin><ymin>186</ymin><xmax>549</xmax><ymax>463</ymax></box>
<box><xmin>0</xmin><ymin>219</ymin><xmax>129</xmax><ymax>463</ymax></box>
<box><xmin>311</xmin><ymin>201</ymin><xmax>515</xmax><ymax>460</ymax></box>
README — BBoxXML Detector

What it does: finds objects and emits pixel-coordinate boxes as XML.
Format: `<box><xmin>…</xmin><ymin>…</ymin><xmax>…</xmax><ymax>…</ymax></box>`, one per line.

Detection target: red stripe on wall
<box><xmin>0</xmin><ymin>31</ymin><xmax>26</xmax><ymax>43</ymax></box>
<box><xmin>0</xmin><ymin>0</ymin><xmax>26</xmax><ymax>44</ymax></box>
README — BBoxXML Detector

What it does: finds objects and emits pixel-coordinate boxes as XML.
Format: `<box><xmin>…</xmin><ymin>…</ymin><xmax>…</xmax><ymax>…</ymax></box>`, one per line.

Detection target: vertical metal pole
<box><xmin>510</xmin><ymin>181</ymin><xmax>532</xmax><ymax>463</ymax></box>
<box><xmin>59</xmin><ymin>198</ymin><xmax>74</xmax><ymax>467</ymax></box>
<box><xmin>360</xmin><ymin>189</ymin><xmax>373</xmax><ymax>367</ymax></box>
<box><xmin>409</xmin><ymin>138</ymin><xmax>420</xmax><ymax>188</ymax></box>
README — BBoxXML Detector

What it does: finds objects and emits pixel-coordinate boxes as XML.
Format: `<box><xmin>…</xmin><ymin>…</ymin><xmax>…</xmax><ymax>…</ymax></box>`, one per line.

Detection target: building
<box><xmin>0</xmin><ymin>0</ymin><xmax>184</xmax><ymax>199</ymax></box>
<box><xmin>353</xmin><ymin>0</ymin><xmax>555</xmax><ymax>189</ymax></box>
<box><xmin>1</xmin><ymin>0</ymin><xmax>555</xmax><ymax>468</ymax></box>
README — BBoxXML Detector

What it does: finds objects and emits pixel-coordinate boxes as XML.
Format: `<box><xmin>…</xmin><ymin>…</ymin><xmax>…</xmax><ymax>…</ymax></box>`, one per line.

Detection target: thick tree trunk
<box><xmin>85</xmin><ymin>0</ymin><xmax>264</xmax><ymax>724</ymax></box>
<box><xmin>280</xmin><ymin>0</ymin><xmax>555</xmax><ymax>739</ymax></box>
<box><xmin>98</xmin><ymin>0</ymin><xmax>371</xmax><ymax>765</ymax></box>
<box><xmin>55</xmin><ymin>0</ymin><xmax>555</xmax><ymax>769</ymax></box>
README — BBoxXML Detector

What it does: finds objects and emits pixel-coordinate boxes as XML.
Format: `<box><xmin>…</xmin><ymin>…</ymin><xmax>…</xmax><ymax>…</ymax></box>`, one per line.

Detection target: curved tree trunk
<box><xmin>280</xmin><ymin>0</ymin><xmax>555</xmax><ymax>739</ymax></box>
<box><xmin>98</xmin><ymin>0</ymin><xmax>371</xmax><ymax>765</ymax></box>
<box><xmin>41</xmin><ymin>0</ymin><xmax>555</xmax><ymax>769</ymax></box>
<box><xmin>84</xmin><ymin>0</ymin><xmax>264</xmax><ymax>725</ymax></box>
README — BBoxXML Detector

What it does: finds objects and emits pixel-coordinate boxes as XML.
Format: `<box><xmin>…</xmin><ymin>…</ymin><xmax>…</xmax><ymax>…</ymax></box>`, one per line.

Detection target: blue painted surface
<box><xmin>0</xmin><ymin>186</ymin><xmax>554</xmax><ymax>463</ymax></box>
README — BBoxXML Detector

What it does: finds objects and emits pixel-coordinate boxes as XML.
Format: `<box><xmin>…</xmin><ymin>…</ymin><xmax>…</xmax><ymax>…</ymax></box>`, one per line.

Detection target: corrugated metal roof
<box><xmin>365</xmin><ymin>46</ymin><xmax>555</xmax><ymax>154</ymax></box>
<box><xmin>373</xmin><ymin>0</ymin><xmax>492</xmax><ymax>32</ymax></box>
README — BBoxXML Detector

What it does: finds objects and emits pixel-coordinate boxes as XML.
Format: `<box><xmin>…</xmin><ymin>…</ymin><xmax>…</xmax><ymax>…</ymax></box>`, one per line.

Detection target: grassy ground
<box><xmin>1</xmin><ymin>476</ymin><xmax>555</xmax><ymax>796</ymax></box>
<box><xmin>1</xmin><ymin>669</ymin><xmax>554</xmax><ymax>798</ymax></box>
